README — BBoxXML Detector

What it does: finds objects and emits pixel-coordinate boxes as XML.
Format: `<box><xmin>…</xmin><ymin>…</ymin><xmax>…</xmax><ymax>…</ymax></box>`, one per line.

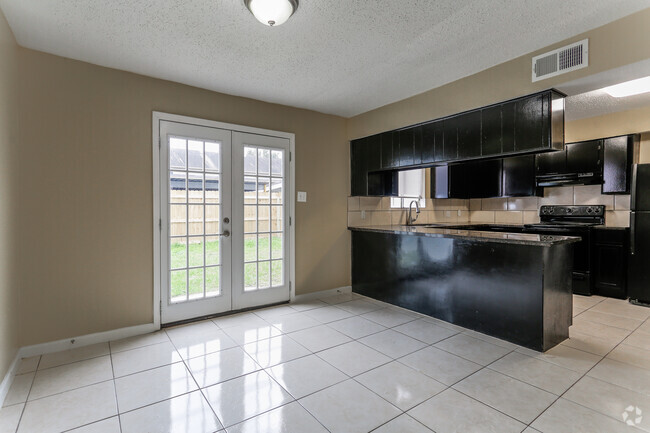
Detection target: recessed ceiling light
<box><xmin>244</xmin><ymin>0</ymin><xmax>299</xmax><ymax>27</ymax></box>
<box><xmin>602</xmin><ymin>76</ymin><xmax>650</xmax><ymax>98</ymax></box>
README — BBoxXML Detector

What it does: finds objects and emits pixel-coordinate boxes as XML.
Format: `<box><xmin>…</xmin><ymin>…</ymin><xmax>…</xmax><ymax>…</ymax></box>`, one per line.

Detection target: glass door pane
<box><xmin>232</xmin><ymin>132</ymin><xmax>290</xmax><ymax>310</ymax></box>
<box><xmin>160</xmin><ymin>121</ymin><xmax>232</xmax><ymax>324</ymax></box>
<box><xmin>242</xmin><ymin>146</ymin><xmax>285</xmax><ymax>292</ymax></box>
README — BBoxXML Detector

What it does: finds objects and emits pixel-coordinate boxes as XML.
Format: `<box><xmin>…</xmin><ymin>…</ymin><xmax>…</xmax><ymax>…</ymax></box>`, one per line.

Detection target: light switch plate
<box><xmin>297</xmin><ymin>191</ymin><xmax>307</xmax><ymax>202</ymax></box>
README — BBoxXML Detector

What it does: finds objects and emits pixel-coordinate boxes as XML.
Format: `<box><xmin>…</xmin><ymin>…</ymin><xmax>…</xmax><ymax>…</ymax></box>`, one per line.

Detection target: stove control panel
<box><xmin>539</xmin><ymin>205</ymin><xmax>605</xmax><ymax>217</ymax></box>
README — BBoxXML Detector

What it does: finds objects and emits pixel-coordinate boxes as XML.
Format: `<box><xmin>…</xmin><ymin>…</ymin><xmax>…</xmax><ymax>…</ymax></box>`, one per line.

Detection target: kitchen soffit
<box><xmin>0</xmin><ymin>0</ymin><xmax>648</xmax><ymax>118</ymax></box>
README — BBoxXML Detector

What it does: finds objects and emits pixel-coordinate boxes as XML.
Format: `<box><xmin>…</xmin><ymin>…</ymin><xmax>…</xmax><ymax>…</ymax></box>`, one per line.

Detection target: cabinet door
<box><xmin>380</xmin><ymin>131</ymin><xmax>395</xmax><ymax>169</ymax></box>
<box><xmin>536</xmin><ymin>150</ymin><xmax>566</xmax><ymax>176</ymax></box>
<box><xmin>481</xmin><ymin>105</ymin><xmax>502</xmax><ymax>156</ymax></box>
<box><xmin>350</xmin><ymin>138</ymin><xmax>368</xmax><ymax>196</ymax></box>
<box><xmin>413</xmin><ymin>126</ymin><xmax>423</xmax><ymax>166</ymax></box>
<box><xmin>515</xmin><ymin>94</ymin><xmax>544</xmax><ymax>151</ymax></box>
<box><xmin>503</xmin><ymin>155</ymin><xmax>539</xmax><ymax>197</ymax></box>
<box><xmin>421</xmin><ymin>123</ymin><xmax>436</xmax><ymax>164</ymax></box>
<box><xmin>468</xmin><ymin>159</ymin><xmax>502</xmax><ymax>198</ymax></box>
<box><xmin>603</xmin><ymin>135</ymin><xmax>634</xmax><ymax>194</ymax></box>
<box><xmin>501</xmin><ymin>101</ymin><xmax>516</xmax><ymax>153</ymax></box>
<box><xmin>443</xmin><ymin>118</ymin><xmax>459</xmax><ymax>161</ymax></box>
<box><xmin>368</xmin><ymin>170</ymin><xmax>398</xmax><ymax>196</ymax></box>
<box><xmin>457</xmin><ymin>111</ymin><xmax>481</xmax><ymax>159</ymax></box>
<box><xmin>431</xmin><ymin>165</ymin><xmax>450</xmax><ymax>199</ymax></box>
<box><xmin>448</xmin><ymin>164</ymin><xmax>471</xmax><ymax>198</ymax></box>
<box><xmin>398</xmin><ymin>128</ymin><xmax>415</xmax><ymax>167</ymax></box>
<box><xmin>594</xmin><ymin>244</ymin><xmax>627</xmax><ymax>298</ymax></box>
<box><xmin>566</xmin><ymin>140</ymin><xmax>602</xmax><ymax>175</ymax></box>
<box><xmin>366</xmin><ymin>134</ymin><xmax>381</xmax><ymax>172</ymax></box>
<box><xmin>433</xmin><ymin>121</ymin><xmax>445</xmax><ymax>162</ymax></box>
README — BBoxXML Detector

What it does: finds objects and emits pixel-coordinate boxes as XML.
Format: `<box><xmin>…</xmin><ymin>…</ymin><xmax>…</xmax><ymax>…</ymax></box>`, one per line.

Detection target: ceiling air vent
<box><xmin>532</xmin><ymin>39</ymin><xmax>588</xmax><ymax>82</ymax></box>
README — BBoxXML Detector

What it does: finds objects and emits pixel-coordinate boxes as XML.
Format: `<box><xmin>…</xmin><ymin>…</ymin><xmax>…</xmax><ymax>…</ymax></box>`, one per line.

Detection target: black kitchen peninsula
<box><xmin>350</xmin><ymin>225</ymin><xmax>580</xmax><ymax>351</ymax></box>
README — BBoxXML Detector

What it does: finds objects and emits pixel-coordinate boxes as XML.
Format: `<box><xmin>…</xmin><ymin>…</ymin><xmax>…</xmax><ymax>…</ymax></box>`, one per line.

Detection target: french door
<box><xmin>158</xmin><ymin>120</ymin><xmax>291</xmax><ymax>324</ymax></box>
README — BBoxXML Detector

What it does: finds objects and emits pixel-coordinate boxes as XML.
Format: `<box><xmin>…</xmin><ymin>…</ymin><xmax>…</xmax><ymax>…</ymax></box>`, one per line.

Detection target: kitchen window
<box><xmin>391</xmin><ymin>168</ymin><xmax>426</xmax><ymax>209</ymax></box>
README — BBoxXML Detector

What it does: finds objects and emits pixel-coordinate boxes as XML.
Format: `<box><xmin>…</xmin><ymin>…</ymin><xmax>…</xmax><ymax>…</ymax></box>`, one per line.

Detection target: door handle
<box><xmin>219</xmin><ymin>230</ymin><xmax>230</xmax><ymax>238</ymax></box>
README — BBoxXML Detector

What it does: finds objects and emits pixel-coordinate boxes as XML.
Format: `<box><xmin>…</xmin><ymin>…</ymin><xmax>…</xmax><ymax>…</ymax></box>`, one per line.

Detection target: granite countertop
<box><xmin>348</xmin><ymin>225</ymin><xmax>581</xmax><ymax>246</ymax></box>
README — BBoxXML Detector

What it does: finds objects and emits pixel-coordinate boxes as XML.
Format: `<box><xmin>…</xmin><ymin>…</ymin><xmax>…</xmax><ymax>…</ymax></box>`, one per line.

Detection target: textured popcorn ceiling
<box><xmin>0</xmin><ymin>0</ymin><xmax>648</xmax><ymax>117</ymax></box>
<box><xmin>560</xmin><ymin>59</ymin><xmax>650</xmax><ymax>121</ymax></box>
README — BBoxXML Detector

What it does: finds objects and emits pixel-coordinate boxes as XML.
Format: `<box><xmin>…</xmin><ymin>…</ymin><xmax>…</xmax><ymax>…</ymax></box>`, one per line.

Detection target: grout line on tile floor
<box><xmin>165</xmin><ymin>327</ymin><xmax>227</xmax><ymax>430</ymax></box>
<box><xmin>407</xmin><ymin>344</ymin><xmax>527</xmax><ymax>428</ymax></box>
<box><xmin>12</xmin><ymin>355</ymin><xmax>41</xmax><ymax>433</ymax></box>
<box><xmin>524</xmin><ymin>298</ymin><xmax>650</xmax><ymax>430</ymax></box>
<box><xmin>58</xmin><ymin>415</ymin><xmax>120</xmax><ymax>433</ymax></box>
<box><xmin>9</xmin><ymin>293</ymin><xmax>650</xmax><ymax>433</ymax></box>
<box><xmin>107</xmin><ymin>346</ymin><xmax>124</xmax><ymax>433</ymax></box>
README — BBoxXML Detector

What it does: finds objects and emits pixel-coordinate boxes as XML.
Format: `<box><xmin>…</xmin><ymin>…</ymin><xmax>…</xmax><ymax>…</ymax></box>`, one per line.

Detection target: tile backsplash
<box><xmin>348</xmin><ymin>185</ymin><xmax>631</xmax><ymax>228</ymax></box>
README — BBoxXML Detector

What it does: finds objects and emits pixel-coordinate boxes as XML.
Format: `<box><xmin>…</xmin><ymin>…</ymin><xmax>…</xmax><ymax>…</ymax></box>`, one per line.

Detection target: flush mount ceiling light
<box><xmin>603</xmin><ymin>76</ymin><xmax>650</xmax><ymax>98</ymax></box>
<box><xmin>244</xmin><ymin>0</ymin><xmax>299</xmax><ymax>27</ymax></box>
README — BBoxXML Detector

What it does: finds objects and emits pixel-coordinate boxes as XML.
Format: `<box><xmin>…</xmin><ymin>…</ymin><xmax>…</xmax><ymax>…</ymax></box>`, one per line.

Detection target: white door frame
<box><xmin>152</xmin><ymin>112</ymin><xmax>296</xmax><ymax>328</ymax></box>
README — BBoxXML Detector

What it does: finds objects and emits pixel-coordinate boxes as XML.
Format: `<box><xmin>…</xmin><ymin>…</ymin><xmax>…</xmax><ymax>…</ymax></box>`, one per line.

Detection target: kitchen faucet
<box><xmin>407</xmin><ymin>199</ymin><xmax>420</xmax><ymax>225</ymax></box>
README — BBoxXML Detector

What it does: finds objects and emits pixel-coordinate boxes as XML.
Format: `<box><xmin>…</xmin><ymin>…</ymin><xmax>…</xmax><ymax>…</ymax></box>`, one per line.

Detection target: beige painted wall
<box><xmin>14</xmin><ymin>48</ymin><xmax>349</xmax><ymax>347</ymax></box>
<box><xmin>3</xmin><ymin>5</ymin><xmax>650</xmax><ymax>378</ymax></box>
<box><xmin>0</xmin><ymin>9</ymin><xmax>18</xmax><ymax>381</ymax></box>
<box><xmin>347</xmin><ymin>8</ymin><xmax>650</xmax><ymax>140</ymax></box>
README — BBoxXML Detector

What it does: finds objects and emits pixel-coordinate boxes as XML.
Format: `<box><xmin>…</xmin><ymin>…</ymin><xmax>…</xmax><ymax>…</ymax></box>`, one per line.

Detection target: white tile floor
<box><xmin>1</xmin><ymin>292</ymin><xmax>650</xmax><ymax>432</ymax></box>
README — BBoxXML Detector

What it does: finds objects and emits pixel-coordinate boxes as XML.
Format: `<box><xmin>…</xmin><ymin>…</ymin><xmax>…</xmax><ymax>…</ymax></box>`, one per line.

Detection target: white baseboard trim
<box><xmin>1</xmin><ymin>322</ymin><xmax>158</xmax><ymax>407</ymax></box>
<box><xmin>18</xmin><ymin>323</ymin><xmax>158</xmax><ymax>359</ymax></box>
<box><xmin>291</xmin><ymin>286</ymin><xmax>352</xmax><ymax>303</ymax></box>
<box><xmin>0</xmin><ymin>350</ymin><xmax>21</xmax><ymax>407</ymax></box>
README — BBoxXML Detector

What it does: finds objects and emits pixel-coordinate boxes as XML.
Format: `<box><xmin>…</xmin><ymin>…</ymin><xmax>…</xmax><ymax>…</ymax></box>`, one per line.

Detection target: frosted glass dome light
<box><xmin>245</xmin><ymin>0</ymin><xmax>299</xmax><ymax>27</ymax></box>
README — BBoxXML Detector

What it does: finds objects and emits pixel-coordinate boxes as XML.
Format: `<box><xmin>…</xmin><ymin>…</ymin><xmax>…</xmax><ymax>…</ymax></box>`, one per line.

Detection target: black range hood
<box><xmin>535</xmin><ymin>172</ymin><xmax>602</xmax><ymax>188</ymax></box>
<box><xmin>535</xmin><ymin>140</ymin><xmax>603</xmax><ymax>188</ymax></box>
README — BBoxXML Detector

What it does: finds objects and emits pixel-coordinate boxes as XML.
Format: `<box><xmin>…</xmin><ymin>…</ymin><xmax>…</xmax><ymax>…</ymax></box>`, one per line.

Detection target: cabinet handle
<box><xmin>631</xmin><ymin>213</ymin><xmax>636</xmax><ymax>255</ymax></box>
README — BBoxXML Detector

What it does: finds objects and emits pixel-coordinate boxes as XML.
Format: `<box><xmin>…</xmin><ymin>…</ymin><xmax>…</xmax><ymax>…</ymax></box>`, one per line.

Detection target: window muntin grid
<box><xmin>243</xmin><ymin>146</ymin><xmax>284</xmax><ymax>292</ymax></box>
<box><xmin>169</xmin><ymin>136</ymin><xmax>222</xmax><ymax>303</ymax></box>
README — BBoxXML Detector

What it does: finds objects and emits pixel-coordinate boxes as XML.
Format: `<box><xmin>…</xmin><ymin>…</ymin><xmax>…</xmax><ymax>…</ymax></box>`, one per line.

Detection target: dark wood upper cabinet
<box><xmin>603</xmin><ymin>135</ymin><xmax>637</xmax><ymax>194</ymax></box>
<box><xmin>481</xmin><ymin>105</ymin><xmax>502</xmax><ymax>156</ymax></box>
<box><xmin>514</xmin><ymin>93</ymin><xmax>545</xmax><ymax>151</ymax></box>
<box><xmin>534</xmin><ymin>134</ymin><xmax>636</xmax><ymax>191</ymax></box>
<box><xmin>431</xmin><ymin>165</ymin><xmax>450</xmax><ymax>199</ymax></box>
<box><xmin>536</xmin><ymin>149</ymin><xmax>566</xmax><ymax>176</ymax></box>
<box><xmin>367</xmin><ymin>170</ymin><xmax>398</xmax><ymax>196</ymax></box>
<box><xmin>448</xmin><ymin>163</ymin><xmax>471</xmax><ymax>198</ymax></box>
<box><xmin>501</xmin><ymin>101</ymin><xmax>516</xmax><ymax>153</ymax></box>
<box><xmin>432</xmin><ymin>121</ymin><xmax>445</xmax><ymax>162</ymax></box>
<box><xmin>380</xmin><ymin>131</ymin><xmax>394</xmax><ymax>169</ymax></box>
<box><xmin>420</xmin><ymin>123</ymin><xmax>436</xmax><ymax>164</ymax></box>
<box><xmin>443</xmin><ymin>118</ymin><xmax>459</xmax><ymax>161</ymax></box>
<box><xmin>366</xmin><ymin>134</ymin><xmax>381</xmax><ymax>172</ymax></box>
<box><xmin>468</xmin><ymin>159</ymin><xmax>503</xmax><ymax>198</ymax></box>
<box><xmin>413</xmin><ymin>126</ymin><xmax>423</xmax><ymax>166</ymax></box>
<box><xmin>502</xmin><ymin>155</ymin><xmax>540</xmax><ymax>197</ymax></box>
<box><xmin>350</xmin><ymin>138</ymin><xmax>368</xmax><ymax>196</ymax></box>
<box><xmin>350</xmin><ymin>90</ymin><xmax>565</xmax><ymax>196</ymax></box>
<box><xmin>566</xmin><ymin>140</ymin><xmax>603</xmax><ymax>175</ymax></box>
<box><xmin>398</xmin><ymin>128</ymin><xmax>415</xmax><ymax>167</ymax></box>
<box><xmin>457</xmin><ymin>111</ymin><xmax>482</xmax><ymax>159</ymax></box>
<box><xmin>435</xmin><ymin>159</ymin><xmax>503</xmax><ymax>199</ymax></box>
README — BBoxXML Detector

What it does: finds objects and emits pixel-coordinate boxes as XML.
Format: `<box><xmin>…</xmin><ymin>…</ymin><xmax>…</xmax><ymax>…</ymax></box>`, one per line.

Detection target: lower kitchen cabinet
<box><xmin>593</xmin><ymin>228</ymin><xmax>628</xmax><ymax>299</ymax></box>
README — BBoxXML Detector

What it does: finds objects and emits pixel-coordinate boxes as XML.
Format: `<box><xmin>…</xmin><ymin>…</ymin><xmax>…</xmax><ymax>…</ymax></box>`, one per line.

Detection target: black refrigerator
<box><xmin>629</xmin><ymin>164</ymin><xmax>650</xmax><ymax>306</ymax></box>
